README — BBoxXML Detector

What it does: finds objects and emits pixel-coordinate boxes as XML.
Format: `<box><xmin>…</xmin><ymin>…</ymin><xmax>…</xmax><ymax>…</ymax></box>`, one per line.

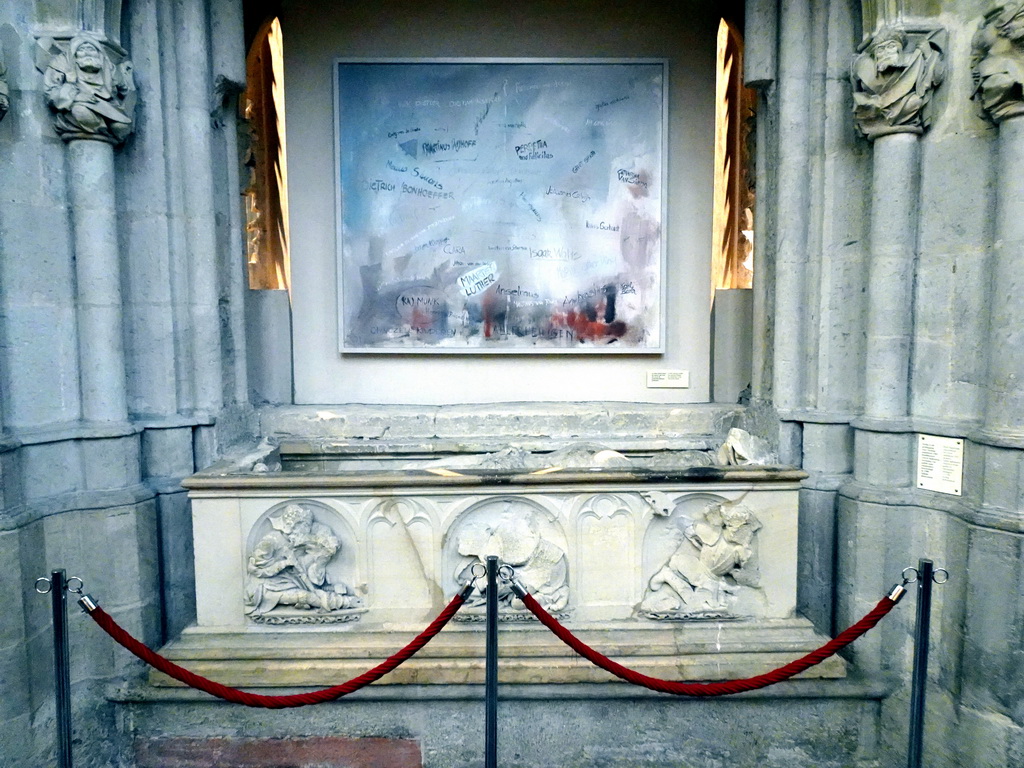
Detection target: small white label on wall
<box><xmin>916</xmin><ymin>434</ymin><xmax>964</xmax><ymax>496</ymax></box>
<box><xmin>646</xmin><ymin>370</ymin><xmax>689</xmax><ymax>388</ymax></box>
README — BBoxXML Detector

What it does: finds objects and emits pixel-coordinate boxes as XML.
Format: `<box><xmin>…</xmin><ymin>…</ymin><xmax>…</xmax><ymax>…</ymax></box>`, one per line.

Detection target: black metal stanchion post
<box><xmin>485</xmin><ymin>555</ymin><xmax>499</xmax><ymax>768</ymax></box>
<box><xmin>907</xmin><ymin>558</ymin><xmax>934</xmax><ymax>768</ymax></box>
<box><xmin>50</xmin><ymin>569</ymin><xmax>74</xmax><ymax>768</ymax></box>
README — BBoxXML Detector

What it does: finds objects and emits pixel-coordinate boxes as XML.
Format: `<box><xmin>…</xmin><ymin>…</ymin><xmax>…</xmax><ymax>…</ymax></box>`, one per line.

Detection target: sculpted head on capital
<box><xmin>870</xmin><ymin>26</ymin><xmax>908</xmax><ymax>74</ymax></box>
<box><xmin>851</xmin><ymin>25</ymin><xmax>944</xmax><ymax>139</ymax></box>
<box><xmin>72</xmin><ymin>39</ymin><xmax>105</xmax><ymax>74</ymax></box>
<box><xmin>41</xmin><ymin>32</ymin><xmax>135</xmax><ymax>144</ymax></box>
<box><xmin>973</xmin><ymin>3</ymin><xmax>1024</xmax><ymax>122</ymax></box>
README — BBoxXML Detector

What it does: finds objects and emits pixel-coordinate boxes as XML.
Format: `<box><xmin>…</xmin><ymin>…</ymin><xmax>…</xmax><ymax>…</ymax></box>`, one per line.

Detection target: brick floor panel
<box><xmin>134</xmin><ymin>736</ymin><xmax>422</xmax><ymax>767</ymax></box>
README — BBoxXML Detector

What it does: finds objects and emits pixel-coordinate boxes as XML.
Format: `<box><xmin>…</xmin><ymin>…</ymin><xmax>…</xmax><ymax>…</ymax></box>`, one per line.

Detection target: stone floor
<box><xmin>116</xmin><ymin>679</ymin><xmax>890</xmax><ymax>768</ymax></box>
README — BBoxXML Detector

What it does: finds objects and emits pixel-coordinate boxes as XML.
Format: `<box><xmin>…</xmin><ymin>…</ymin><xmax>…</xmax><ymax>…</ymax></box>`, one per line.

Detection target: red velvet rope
<box><xmin>86</xmin><ymin>594</ymin><xmax>467</xmax><ymax>708</ymax></box>
<box><xmin>519</xmin><ymin>591</ymin><xmax>897</xmax><ymax>696</ymax></box>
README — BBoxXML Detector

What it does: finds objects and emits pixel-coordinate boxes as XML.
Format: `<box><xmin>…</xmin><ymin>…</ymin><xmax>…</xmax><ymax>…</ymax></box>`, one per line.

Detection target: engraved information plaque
<box><xmin>916</xmin><ymin>434</ymin><xmax>964</xmax><ymax>496</ymax></box>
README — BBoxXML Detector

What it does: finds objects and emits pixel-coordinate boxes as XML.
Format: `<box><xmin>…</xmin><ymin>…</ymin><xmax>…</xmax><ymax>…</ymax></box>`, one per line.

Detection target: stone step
<box><xmin>149</xmin><ymin>618</ymin><xmax>846</xmax><ymax>688</ymax></box>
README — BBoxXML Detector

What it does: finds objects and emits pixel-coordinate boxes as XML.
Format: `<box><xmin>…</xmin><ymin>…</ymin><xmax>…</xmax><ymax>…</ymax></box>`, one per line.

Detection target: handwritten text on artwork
<box><xmin>458</xmin><ymin>263</ymin><xmax>498</xmax><ymax>297</ymax></box>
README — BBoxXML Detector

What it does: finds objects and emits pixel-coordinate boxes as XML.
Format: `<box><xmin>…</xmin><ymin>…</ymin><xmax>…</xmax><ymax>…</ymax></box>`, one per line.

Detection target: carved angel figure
<box><xmin>43</xmin><ymin>33</ymin><xmax>135</xmax><ymax>143</ymax></box>
<box><xmin>851</xmin><ymin>26</ymin><xmax>944</xmax><ymax>138</ymax></box>
<box><xmin>454</xmin><ymin>501</ymin><xmax>569</xmax><ymax>613</ymax></box>
<box><xmin>640</xmin><ymin>504</ymin><xmax>762</xmax><ymax>619</ymax></box>
<box><xmin>245</xmin><ymin>504</ymin><xmax>361</xmax><ymax>618</ymax></box>
<box><xmin>973</xmin><ymin>2</ymin><xmax>1024</xmax><ymax>122</ymax></box>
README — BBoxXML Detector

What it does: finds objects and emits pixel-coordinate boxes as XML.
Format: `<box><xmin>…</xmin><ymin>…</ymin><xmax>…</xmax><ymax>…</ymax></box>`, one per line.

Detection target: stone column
<box><xmin>41</xmin><ymin>33</ymin><xmax>137</xmax><ymax>423</ymax></box>
<box><xmin>863</xmin><ymin>132</ymin><xmax>920</xmax><ymax>420</ymax></box>
<box><xmin>0</xmin><ymin>61</ymin><xmax>10</xmax><ymax>435</ymax></box>
<box><xmin>211</xmin><ymin>0</ymin><xmax>250</xmax><ymax>406</ymax></box>
<box><xmin>174</xmin><ymin>0</ymin><xmax>224</xmax><ymax>415</ymax></box>
<box><xmin>122</xmin><ymin>0</ymin><xmax>179</xmax><ymax>418</ymax></box>
<box><xmin>853</xmin><ymin>27</ymin><xmax>944</xmax><ymax>422</ymax></box>
<box><xmin>743</xmin><ymin>0</ymin><xmax>777</xmax><ymax>403</ymax></box>
<box><xmin>67</xmin><ymin>139</ymin><xmax>128</xmax><ymax>422</ymax></box>
<box><xmin>974</xmin><ymin>13</ymin><xmax>1024</xmax><ymax>441</ymax></box>
<box><xmin>985</xmin><ymin>117</ymin><xmax>1024</xmax><ymax>439</ymax></box>
<box><xmin>771</xmin><ymin>0</ymin><xmax>813</xmax><ymax>417</ymax></box>
<box><xmin>838</xmin><ymin>26</ymin><xmax>944</xmax><ymax>659</ymax></box>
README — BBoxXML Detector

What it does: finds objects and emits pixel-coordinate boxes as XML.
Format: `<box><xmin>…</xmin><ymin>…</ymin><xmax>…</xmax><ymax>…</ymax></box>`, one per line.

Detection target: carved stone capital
<box><xmin>973</xmin><ymin>3</ymin><xmax>1024</xmax><ymax>123</ymax></box>
<box><xmin>852</xmin><ymin>25</ymin><xmax>945</xmax><ymax>140</ymax></box>
<box><xmin>37</xmin><ymin>33</ymin><xmax>135</xmax><ymax>145</ymax></box>
<box><xmin>211</xmin><ymin>74</ymin><xmax>245</xmax><ymax>128</ymax></box>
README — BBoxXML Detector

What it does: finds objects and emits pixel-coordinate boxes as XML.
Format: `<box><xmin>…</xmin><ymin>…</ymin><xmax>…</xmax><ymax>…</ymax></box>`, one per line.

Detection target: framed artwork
<box><xmin>335</xmin><ymin>58</ymin><xmax>667</xmax><ymax>353</ymax></box>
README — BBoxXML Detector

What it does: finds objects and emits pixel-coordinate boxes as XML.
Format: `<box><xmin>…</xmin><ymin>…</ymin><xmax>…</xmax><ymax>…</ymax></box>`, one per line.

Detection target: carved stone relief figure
<box><xmin>41</xmin><ymin>32</ymin><xmax>135</xmax><ymax>144</ymax></box>
<box><xmin>973</xmin><ymin>3</ymin><xmax>1024</xmax><ymax>122</ymax></box>
<box><xmin>852</xmin><ymin>25</ymin><xmax>944</xmax><ymax>138</ymax></box>
<box><xmin>245</xmin><ymin>502</ymin><xmax>363</xmax><ymax>624</ymax></box>
<box><xmin>413</xmin><ymin>442</ymin><xmax>714</xmax><ymax>473</ymax></box>
<box><xmin>0</xmin><ymin>59</ymin><xmax>9</xmax><ymax>122</ymax></box>
<box><xmin>716</xmin><ymin>428</ymin><xmax>776</xmax><ymax>466</ymax></box>
<box><xmin>640</xmin><ymin>502</ymin><xmax>764</xmax><ymax>620</ymax></box>
<box><xmin>450</xmin><ymin>498</ymin><xmax>569</xmax><ymax>619</ymax></box>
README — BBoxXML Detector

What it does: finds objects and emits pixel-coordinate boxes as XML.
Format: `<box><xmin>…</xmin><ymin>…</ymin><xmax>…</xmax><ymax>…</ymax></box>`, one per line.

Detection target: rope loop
<box><xmin>81</xmin><ymin>585</ymin><xmax>472</xmax><ymax>708</ymax></box>
<box><xmin>515</xmin><ymin>588</ymin><xmax>900</xmax><ymax>697</ymax></box>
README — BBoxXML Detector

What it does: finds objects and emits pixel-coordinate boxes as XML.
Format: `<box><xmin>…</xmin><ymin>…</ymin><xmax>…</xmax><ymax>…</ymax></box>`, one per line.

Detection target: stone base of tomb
<box><xmin>174</xmin><ymin>407</ymin><xmax>833</xmax><ymax>697</ymax></box>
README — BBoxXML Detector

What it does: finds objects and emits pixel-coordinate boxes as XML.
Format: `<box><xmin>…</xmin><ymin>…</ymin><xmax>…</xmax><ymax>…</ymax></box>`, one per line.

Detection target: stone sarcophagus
<box><xmin>162</xmin><ymin>406</ymin><xmax>844</xmax><ymax>688</ymax></box>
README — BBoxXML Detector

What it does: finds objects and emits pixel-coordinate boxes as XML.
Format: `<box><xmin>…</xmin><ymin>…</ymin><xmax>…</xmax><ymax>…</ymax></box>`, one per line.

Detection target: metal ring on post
<box><xmin>35</xmin><ymin>577</ymin><xmax>53</xmax><ymax>594</ymax></box>
<box><xmin>901</xmin><ymin>567</ymin><xmax>919</xmax><ymax>585</ymax></box>
<box><xmin>496</xmin><ymin>564</ymin><xmax>529</xmax><ymax>598</ymax></box>
<box><xmin>66</xmin><ymin>577</ymin><xmax>84</xmax><ymax>594</ymax></box>
<box><xmin>932</xmin><ymin>568</ymin><xmax>949</xmax><ymax>584</ymax></box>
<box><xmin>459</xmin><ymin>563</ymin><xmax>488</xmax><ymax>598</ymax></box>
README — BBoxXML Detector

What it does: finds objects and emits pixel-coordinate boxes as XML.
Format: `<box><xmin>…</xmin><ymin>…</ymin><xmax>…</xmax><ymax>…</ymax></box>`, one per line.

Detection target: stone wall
<box><xmin>0</xmin><ymin>0</ymin><xmax>253</xmax><ymax>765</ymax></box>
<box><xmin>747</xmin><ymin>1</ymin><xmax>1024</xmax><ymax>765</ymax></box>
